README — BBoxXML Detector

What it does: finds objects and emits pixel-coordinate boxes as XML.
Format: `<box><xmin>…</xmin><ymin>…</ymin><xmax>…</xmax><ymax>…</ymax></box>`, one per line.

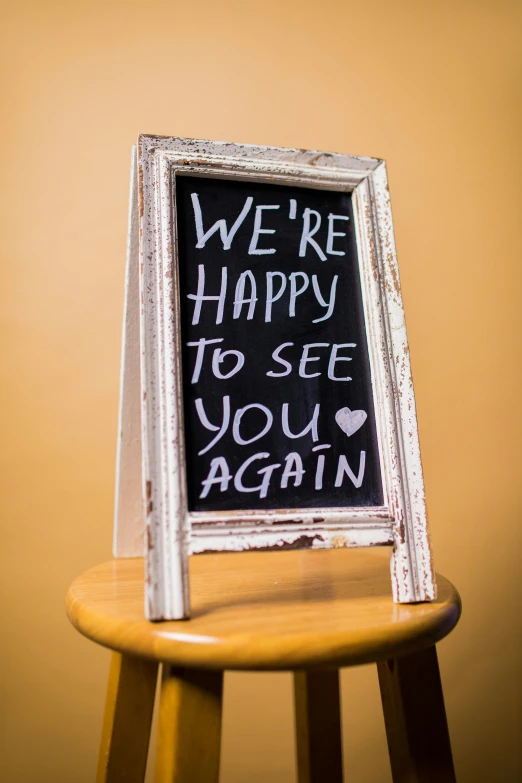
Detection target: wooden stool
<box><xmin>66</xmin><ymin>548</ymin><xmax>461</xmax><ymax>783</ymax></box>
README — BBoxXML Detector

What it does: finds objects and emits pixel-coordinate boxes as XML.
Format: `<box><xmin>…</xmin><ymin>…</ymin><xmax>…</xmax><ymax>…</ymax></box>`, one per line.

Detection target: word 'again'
<box><xmin>200</xmin><ymin>450</ymin><xmax>366</xmax><ymax>499</ymax></box>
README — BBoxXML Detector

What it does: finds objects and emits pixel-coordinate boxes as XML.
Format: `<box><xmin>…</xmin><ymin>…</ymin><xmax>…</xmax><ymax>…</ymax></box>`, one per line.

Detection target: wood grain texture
<box><xmin>378</xmin><ymin>646</ymin><xmax>456</xmax><ymax>782</ymax></box>
<box><xmin>96</xmin><ymin>652</ymin><xmax>158</xmax><ymax>783</ymax></box>
<box><xmin>155</xmin><ymin>667</ymin><xmax>223</xmax><ymax>783</ymax></box>
<box><xmin>294</xmin><ymin>670</ymin><xmax>343</xmax><ymax>783</ymax></box>
<box><xmin>66</xmin><ymin>548</ymin><xmax>460</xmax><ymax>671</ymax></box>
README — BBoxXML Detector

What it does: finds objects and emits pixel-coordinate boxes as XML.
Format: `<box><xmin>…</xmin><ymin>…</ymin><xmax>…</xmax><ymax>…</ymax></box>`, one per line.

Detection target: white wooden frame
<box><xmin>114</xmin><ymin>135</ymin><xmax>436</xmax><ymax>620</ymax></box>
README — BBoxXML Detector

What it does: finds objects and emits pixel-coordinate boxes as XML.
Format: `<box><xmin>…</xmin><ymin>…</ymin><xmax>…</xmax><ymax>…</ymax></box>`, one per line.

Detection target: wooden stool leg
<box><xmin>377</xmin><ymin>645</ymin><xmax>456</xmax><ymax>783</ymax></box>
<box><xmin>96</xmin><ymin>651</ymin><xmax>158</xmax><ymax>783</ymax></box>
<box><xmin>155</xmin><ymin>666</ymin><xmax>224</xmax><ymax>783</ymax></box>
<box><xmin>293</xmin><ymin>669</ymin><xmax>344</xmax><ymax>783</ymax></box>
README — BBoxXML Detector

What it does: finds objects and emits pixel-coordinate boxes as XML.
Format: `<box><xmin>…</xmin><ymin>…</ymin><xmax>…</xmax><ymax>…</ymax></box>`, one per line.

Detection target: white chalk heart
<box><xmin>335</xmin><ymin>407</ymin><xmax>367</xmax><ymax>437</ymax></box>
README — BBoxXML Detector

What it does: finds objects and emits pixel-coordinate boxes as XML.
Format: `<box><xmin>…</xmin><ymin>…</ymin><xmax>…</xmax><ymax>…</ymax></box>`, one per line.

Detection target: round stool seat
<box><xmin>66</xmin><ymin>548</ymin><xmax>460</xmax><ymax>671</ymax></box>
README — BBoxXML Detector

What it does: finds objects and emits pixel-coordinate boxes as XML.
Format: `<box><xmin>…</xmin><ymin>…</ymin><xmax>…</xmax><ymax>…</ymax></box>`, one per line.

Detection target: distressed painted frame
<box><xmin>115</xmin><ymin>135</ymin><xmax>435</xmax><ymax>620</ymax></box>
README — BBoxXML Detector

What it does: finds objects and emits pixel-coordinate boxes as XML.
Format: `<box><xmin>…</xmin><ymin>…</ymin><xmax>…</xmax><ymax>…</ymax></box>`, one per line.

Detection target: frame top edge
<box><xmin>137</xmin><ymin>133</ymin><xmax>382</xmax><ymax>173</ymax></box>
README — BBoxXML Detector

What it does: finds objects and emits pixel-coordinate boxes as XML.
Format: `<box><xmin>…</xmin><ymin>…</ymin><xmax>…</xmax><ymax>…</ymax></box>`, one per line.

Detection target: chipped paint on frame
<box><xmin>137</xmin><ymin>135</ymin><xmax>436</xmax><ymax>620</ymax></box>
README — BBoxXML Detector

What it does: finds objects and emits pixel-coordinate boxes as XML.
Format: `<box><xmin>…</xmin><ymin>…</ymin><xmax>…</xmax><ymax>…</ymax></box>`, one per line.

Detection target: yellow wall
<box><xmin>2</xmin><ymin>1</ymin><xmax>521</xmax><ymax>781</ymax></box>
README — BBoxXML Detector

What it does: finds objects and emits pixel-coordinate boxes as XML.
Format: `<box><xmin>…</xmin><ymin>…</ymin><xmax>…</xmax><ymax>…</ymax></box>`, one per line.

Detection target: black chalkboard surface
<box><xmin>176</xmin><ymin>175</ymin><xmax>383</xmax><ymax>512</ymax></box>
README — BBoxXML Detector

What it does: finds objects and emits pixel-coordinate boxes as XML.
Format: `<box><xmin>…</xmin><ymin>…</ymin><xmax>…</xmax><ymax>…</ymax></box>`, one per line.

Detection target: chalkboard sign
<box><xmin>176</xmin><ymin>176</ymin><xmax>383</xmax><ymax>512</ymax></box>
<box><xmin>115</xmin><ymin>136</ymin><xmax>436</xmax><ymax>620</ymax></box>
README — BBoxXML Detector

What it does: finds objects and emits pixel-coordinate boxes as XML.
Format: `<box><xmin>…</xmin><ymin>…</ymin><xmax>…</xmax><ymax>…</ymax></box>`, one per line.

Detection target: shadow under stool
<box><xmin>66</xmin><ymin>547</ymin><xmax>461</xmax><ymax>783</ymax></box>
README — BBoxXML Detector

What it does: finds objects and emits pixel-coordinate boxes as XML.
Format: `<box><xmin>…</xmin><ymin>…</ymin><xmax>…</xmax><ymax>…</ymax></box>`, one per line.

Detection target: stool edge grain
<box><xmin>66</xmin><ymin>554</ymin><xmax>461</xmax><ymax>671</ymax></box>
